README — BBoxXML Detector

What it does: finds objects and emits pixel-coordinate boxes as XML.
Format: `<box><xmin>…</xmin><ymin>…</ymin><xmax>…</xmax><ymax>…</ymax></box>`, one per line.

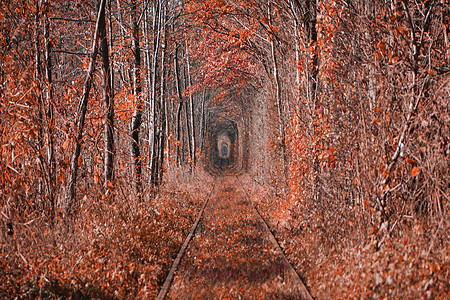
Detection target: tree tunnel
<box><xmin>204</xmin><ymin>113</ymin><xmax>249</xmax><ymax>176</ymax></box>
<box><xmin>200</xmin><ymin>87</ymin><xmax>258</xmax><ymax>177</ymax></box>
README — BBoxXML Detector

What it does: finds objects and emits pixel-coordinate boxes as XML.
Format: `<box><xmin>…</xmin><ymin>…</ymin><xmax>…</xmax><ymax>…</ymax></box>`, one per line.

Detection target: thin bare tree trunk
<box><xmin>289</xmin><ymin>1</ymin><xmax>301</xmax><ymax>97</ymax></box>
<box><xmin>66</xmin><ymin>0</ymin><xmax>105</xmax><ymax>216</ymax></box>
<box><xmin>182</xmin><ymin>56</ymin><xmax>193</xmax><ymax>169</ymax></box>
<box><xmin>143</xmin><ymin>0</ymin><xmax>155</xmax><ymax>184</ymax></box>
<box><xmin>142</xmin><ymin>1</ymin><xmax>151</xmax><ymax>177</ymax></box>
<box><xmin>43</xmin><ymin>0</ymin><xmax>55</xmax><ymax>220</ymax></box>
<box><xmin>268</xmin><ymin>2</ymin><xmax>288</xmax><ymax>181</ymax></box>
<box><xmin>34</xmin><ymin>0</ymin><xmax>47</xmax><ymax>209</ymax></box>
<box><xmin>174</xmin><ymin>45</ymin><xmax>184</xmax><ymax>166</ymax></box>
<box><xmin>163</xmin><ymin>31</ymin><xmax>170</xmax><ymax>166</ymax></box>
<box><xmin>184</xmin><ymin>92</ymin><xmax>192</xmax><ymax>167</ymax></box>
<box><xmin>444</xmin><ymin>0</ymin><xmax>450</xmax><ymax>64</ymax></box>
<box><xmin>99</xmin><ymin>0</ymin><xmax>114</xmax><ymax>187</ymax></box>
<box><xmin>150</xmin><ymin>0</ymin><xmax>163</xmax><ymax>186</ymax></box>
<box><xmin>130</xmin><ymin>0</ymin><xmax>143</xmax><ymax>198</ymax></box>
<box><xmin>157</xmin><ymin>4</ymin><xmax>167</xmax><ymax>185</ymax></box>
<box><xmin>35</xmin><ymin>0</ymin><xmax>55</xmax><ymax>220</ymax></box>
<box><xmin>186</xmin><ymin>43</ymin><xmax>196</xmax><ymax>167</ymax></box>
<box><xmin>199</xmin><ymin>89</ymin><xmax>206</xmax><ymax>152</ymax></box>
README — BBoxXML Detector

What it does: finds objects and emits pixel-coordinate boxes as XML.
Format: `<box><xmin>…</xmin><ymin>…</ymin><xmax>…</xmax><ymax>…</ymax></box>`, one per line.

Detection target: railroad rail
<box><xmin>156</xmin><ymin>183</ymin><xmax>216</xmax><ymax>300</ymax></box>
<box><xmin>238</xmin><ymin>178</ymin><xmax>313</xmax><ymax>300</ymax></box>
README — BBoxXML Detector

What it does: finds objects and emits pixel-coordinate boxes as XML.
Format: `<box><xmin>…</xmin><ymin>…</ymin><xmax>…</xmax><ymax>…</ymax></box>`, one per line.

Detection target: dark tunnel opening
<box><xmin>220</xmin><ymin>141</ymin><xmax>229</xmax><ymax>158</ymax></box>
<box><xmin>204</xmin><ymin>119</ymin><xmax>242</xmax><ymax>176</ymax></box>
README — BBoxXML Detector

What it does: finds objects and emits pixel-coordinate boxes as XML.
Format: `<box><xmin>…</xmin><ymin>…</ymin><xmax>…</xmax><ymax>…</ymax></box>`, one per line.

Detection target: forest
<box><xmin>0</xmin><ymin>0</ymin><xmax>449</xmax><ymax>298</ymax></box>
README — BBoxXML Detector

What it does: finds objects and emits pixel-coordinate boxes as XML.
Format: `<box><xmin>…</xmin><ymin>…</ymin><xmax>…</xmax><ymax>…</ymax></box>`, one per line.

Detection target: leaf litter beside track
<box><xmin>0</xmin><ymin>177</ymin><xmax>211</xmax><ymax>299</ymax></box>
<box><xmin>240</xmin><ymin>175</ymin><xmax>449</xmax><ymax>300</ymax></box>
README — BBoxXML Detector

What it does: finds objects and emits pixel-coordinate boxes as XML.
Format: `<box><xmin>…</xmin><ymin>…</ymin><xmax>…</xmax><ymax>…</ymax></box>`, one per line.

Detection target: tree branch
<box><xmin>53</xmin><ymin>50</ymin><xmax>90</xmax><ymax>56</ymax></box>
<box><xmin>50</xmin><ymin>17</ymin><xmax>95</xmax><ymax>23</ymax></box>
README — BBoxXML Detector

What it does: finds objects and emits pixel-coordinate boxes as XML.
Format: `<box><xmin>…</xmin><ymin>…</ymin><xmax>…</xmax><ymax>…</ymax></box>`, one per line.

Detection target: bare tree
<box><xmin>99</xmin><ymin>0</ymin><xmax>115</xmax><ymax>187</ymax></box>
<box><xmin>130</xmin><ymin>0</ymin><xmax>143</xmax><ymax>198</ymax></box>
<box><xmin>66</xmin><ymin>0</ymin><xmax>106</xmax><ymax>215</ymax></box>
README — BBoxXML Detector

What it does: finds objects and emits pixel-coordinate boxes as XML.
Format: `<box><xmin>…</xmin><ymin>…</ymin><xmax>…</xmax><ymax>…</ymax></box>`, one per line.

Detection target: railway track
<box><xmin>156</xmin><ymin>183</ymin><xmax>216</xmax><ymax>300</ymax></box>
<box><xmin>157</xmin><ymin>177</ymin><xmax>312</xmax><ymax>300</ymax></box>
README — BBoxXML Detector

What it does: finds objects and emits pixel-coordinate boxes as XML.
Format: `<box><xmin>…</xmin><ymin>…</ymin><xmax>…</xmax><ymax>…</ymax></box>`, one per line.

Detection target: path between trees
<box><xmin>160</xmin><ymin>177</ymin><xmax>312</xmax><ymax>299</ymax></box>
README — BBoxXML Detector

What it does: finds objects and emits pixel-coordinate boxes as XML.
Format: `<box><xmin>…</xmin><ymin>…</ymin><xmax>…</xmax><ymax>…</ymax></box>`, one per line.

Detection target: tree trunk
<box><xmin>130</xmin><ymin>0</ymin><xmax>143</xmax><ymax>198</ymax></box>
<box><xmin>199</xmin><ymin>89</ymin><xmax>206</xmax><ymax>152</ymax></box>
<box><xmin>184</xmin><ymin>92</ymin><xmax>192</xmax><ymax>168</ymax></box>
<box><xmin>186</xmin><ymin>43</ymin><xmax>196</xmax><ymax>167</ymax></box>
<box><xmin>182</xmin><ymin>55</ymin><xmax>193</xmax><ymax>169</ymax></box>
<box><xmin>34</xmin><ymin>0</ymin><xmax>47</xmax><ymax>211</ymax></box>
<box><xmin>174</xmin><ymin>45</ymin><xmax>184</xmax><ymax>166</ymax></box>
<box><xmin>444</xmin><ymin>0</ymin><xmax>450</xmax><ymax>64</ymax></box>
<box><xmin>268</xmin><ymin>2</ymin><xmax>288</xmax><ymax>181</ymax></box>
<box><xmin>156</xmin><ymin>4</ymin><xmax>167</xmax><ymax>186</ymax></box>
<box><xmin>150</xmin><ymin>0</ymin><xmax>163</xmax><ymax>187</ymax></box>
<box><xmin>35</xmin><ymin>0</ymin><xmax>55</xmax><ymax>220</ymax></box>
<box><xmin>66</xmin><ymin>0</ymin><xmax>105</xmax><ymax>216</ymax></box>
<box><xmin>43</xmin><ymin>0</ymin><xmax>55</xmax><ymax>220</ymax></box>
<box><xmin>99</xmin><ymin>0</ymin><xmax>114</xmax><ymax>187</ymax></box>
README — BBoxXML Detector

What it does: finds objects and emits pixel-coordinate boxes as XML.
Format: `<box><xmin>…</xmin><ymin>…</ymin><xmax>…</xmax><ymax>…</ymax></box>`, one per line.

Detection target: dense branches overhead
<box><xmin>1</xmin><ymin>0</ymin><xmax>448</xmax><ymax>223</ymax></box>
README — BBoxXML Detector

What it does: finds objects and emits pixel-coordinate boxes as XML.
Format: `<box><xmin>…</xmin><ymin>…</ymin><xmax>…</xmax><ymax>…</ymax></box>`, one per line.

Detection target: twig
<box><xmin>52</xmin><ymin>50</ymin><xmax>90</xmax><ymax>56</ymax></box>
<box><xmin>7</xmin><ymin>164</ymin><xmax>20</xmax><ymax>175</ymax></box>
<box><xmin>1</xmin><ymin>211</ymin><xmax>10</xmax><ymax>219</ymax></box>
<box><xmin>381</xmin><ymin>75</ymin><xmax>429</xmax><ymax>186</ymax></box>
<box><xmin>8</xmin><ymin>101</ymin><xmax>31</xmax><ymax>109</ymax></box>
<box><xmin>427</xmin><ymin>217</ymin><xmax>445</xmax><ymax>255</ymax></box>
<box><xmin>376</xmin><ymin>218</ymin><xmax>399</xmax><ymax>250</ymax></box>
<box><xmin>50</xmin><ymin>17</ymin><xmax>95</xmax><ymax>23</ymax></box>
<box><xmin>17</xmin><ymin>251</ymin><xmax>28</xmax><ymax>266</ymax></box>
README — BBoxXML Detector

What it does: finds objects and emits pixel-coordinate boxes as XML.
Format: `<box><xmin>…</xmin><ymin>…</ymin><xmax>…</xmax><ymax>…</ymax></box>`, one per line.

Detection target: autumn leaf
<box><xmin>411</xmin><ymin>166</ymin><xmax>419</xmax><ymax>177</ymax></box>
<box><xmin>94</xmin><ymin>173</ymin><xmax>100</xmax><ymax>184</ymax></box>
<box><xmin>57</xmin><ymin>172</ymin><xmax>65</xmax><ymax>184</ymax></box>
<box><xmin>377</xmin><ymin>40</ymin><xmax>387</xmax><ymax>56</ymax></box>
<box><xmin>62</xmin><ymin>139</ymin><xmax>69</xmax><ymax>150</ymax></box>
<box><xmin>405</xmin><ymin>157</ymin><xmax>416</xmax><ymax>165</ymax></box>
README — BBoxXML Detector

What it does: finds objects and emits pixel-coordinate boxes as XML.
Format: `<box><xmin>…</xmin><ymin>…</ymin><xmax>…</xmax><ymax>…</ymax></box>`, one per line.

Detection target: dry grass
<box><xmin>242</xmin><ymin>176</ymin><xmax>449</xmax><ymax>299</ymax></box>
<box><xmin>0</xmin><ymin>171</ymin><xmax>213</xmax><ymax>298</ymax></box>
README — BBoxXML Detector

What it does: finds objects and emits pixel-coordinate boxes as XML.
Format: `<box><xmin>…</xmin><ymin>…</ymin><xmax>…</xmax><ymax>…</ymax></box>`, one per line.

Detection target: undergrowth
<box><xmin>0</xmin><ymin>174</ymin><xmax>210</xmax><ymax>299</ymax></box>
<box><xmin>242</xmin><ymin>176</ymin><xmax>449</xmax><ymax>299</ymax></box>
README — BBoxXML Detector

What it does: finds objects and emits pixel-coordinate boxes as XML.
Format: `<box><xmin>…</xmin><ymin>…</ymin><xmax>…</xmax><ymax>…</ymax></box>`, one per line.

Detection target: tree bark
<box><xmin>150</xmin><ymin>0</ymin><xmax>163</xmax><ymax>186</ymax></box>
<box><xmin>35</xmin><ymin>0</ymin><xmax>56</xmax><ymax>220</ymax></box>
<box><xmin>182</xmin><ymin>53</ymin><xmax>193</xmax><ymax>169</ymax></box>
<box><xmin>43</xmin><ymin>0</ymin><xmax>55</xmax><ymax>220</ymax></box>
<box><xmin>34</xmin><ymin>0</ymin><xmax>47</xmax><ymax>209</ymax></box>
<box><xmin>99</xmin><ymin>0</ymin><xmax>115</xmax><ymax>187</ymax></box>
<box><xmin>199</xmin><ymin>89</ymin><xmax>206</xmax><ymax>152</ymax></box>
<box><xmin>268</xmin><ymin>2</ymin><xmax>288</xmax><ymax>180</ymax></box>
<box><xmin>156</xmin><ymin>4</ymin><xmax>167</xmax><ymax>186</ymax></box>
<box><xmin>66</xmin><ymin>0</ymin><xmax>105</xmax><ymax>216</ymax></box>
<box><xmin>186</xmin><ymin>43</ymin><xmax>196</xmax><ymax>167</ymax></box>
<box><xmin>174</xmin><ymin>45</ymin><xmax>184</xmax><ymax>166</ymax></box>
<box><xmin>130</xmin><ymin>0</ymin><xmax>143</xmax><ymax>198</ymax></box>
